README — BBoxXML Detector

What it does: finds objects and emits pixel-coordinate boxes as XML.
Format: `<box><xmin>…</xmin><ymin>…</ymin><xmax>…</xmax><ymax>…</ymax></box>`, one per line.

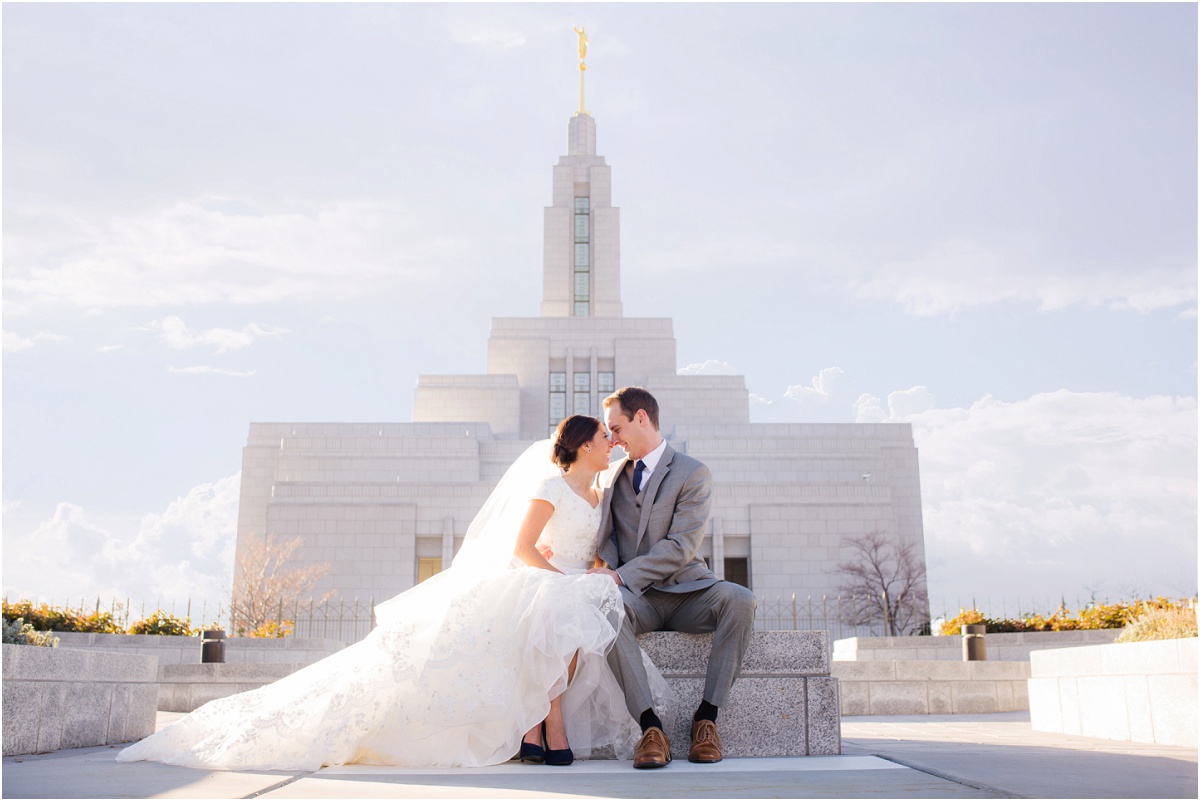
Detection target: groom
<box><xmin>588</xmin><ymin>386</ymin><xmax>757</xmax><ymax>768</ymax></box>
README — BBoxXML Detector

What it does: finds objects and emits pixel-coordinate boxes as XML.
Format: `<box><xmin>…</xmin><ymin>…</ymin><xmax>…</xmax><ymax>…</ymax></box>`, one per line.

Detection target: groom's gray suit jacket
<box><xmin>596</xmin><ymin>444</ymin><xmax>719</xmax><ymax>597</ymax></box>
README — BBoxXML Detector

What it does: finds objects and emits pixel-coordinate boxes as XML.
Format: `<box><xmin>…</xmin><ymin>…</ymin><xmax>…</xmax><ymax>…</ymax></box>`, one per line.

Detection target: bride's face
<box><xmin>582</xmin><ymin>426</ymin><xmax>613</xmax><ymax>470</ymax></box>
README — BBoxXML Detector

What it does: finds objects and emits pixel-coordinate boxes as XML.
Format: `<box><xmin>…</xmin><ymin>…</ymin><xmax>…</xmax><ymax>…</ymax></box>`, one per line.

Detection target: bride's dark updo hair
<box><xmin>552</xmin><ymin>415</ymin><xmax>602</xmax><ymax>470</ymax></box>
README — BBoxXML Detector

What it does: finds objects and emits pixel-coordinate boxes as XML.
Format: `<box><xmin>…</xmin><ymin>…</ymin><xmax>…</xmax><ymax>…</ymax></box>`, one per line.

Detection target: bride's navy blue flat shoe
<box><xmin>519</xmin><ymin>730</ymin><xmax>545</xmax><ymax>763</ymax></box>
<box><xmin>543</xmin><ymin>723</ymin><xmax>574</xmax><ymax>766</ymax></box>
<box><xmin>545</xmin><ymin>745</ymin><xmax>574</xmax><ymax>766</ymax></box>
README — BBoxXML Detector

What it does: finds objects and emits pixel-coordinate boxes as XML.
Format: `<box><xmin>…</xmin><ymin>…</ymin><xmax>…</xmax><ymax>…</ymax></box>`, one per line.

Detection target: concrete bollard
<box><xmin>201</xmin><ymin>629</ymin><xmax>226</xmax><ymax>663</ymax></box>
<box><xmin>962</xmin><ymin>623</ymin><xmax>987</xmax><ymax>661</ymax></box>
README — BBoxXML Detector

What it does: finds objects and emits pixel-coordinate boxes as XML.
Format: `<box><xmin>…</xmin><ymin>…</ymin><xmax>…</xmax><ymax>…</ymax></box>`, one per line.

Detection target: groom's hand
<box><xmin>587</xmin><ymin>567</ymin><xmax>624</xmax><ymax>586</ymax></box>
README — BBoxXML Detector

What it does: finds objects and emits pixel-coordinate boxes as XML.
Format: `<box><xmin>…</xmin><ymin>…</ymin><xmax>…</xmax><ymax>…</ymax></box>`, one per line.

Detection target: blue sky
<box><xmin>3</xmin><ymin>3</ymin><xmax>1196</xmax><ymax>617</ymax></box>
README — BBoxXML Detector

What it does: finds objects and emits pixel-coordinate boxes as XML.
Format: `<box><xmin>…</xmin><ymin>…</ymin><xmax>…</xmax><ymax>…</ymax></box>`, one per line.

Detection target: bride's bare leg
<box><xmin>543</xmin><ymin>651</ymin><xmax>579</xmax><ymax>751</ymax></box>
<box><xmin>523</xmin><ymin>651</ymin><xmax>579</xmax><ymax>749</ymax></box>
<box><xmin>543</xmin><ymin>695</ymin><xmax>569</xmax><ymax>751</ymax></box>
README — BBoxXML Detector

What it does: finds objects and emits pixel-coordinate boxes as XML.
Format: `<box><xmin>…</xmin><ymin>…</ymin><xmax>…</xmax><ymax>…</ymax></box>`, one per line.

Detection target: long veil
<box><xmin>375</xmin><ymin>439</ymin><xmax>558</xmax><ymax>627</ymax></box>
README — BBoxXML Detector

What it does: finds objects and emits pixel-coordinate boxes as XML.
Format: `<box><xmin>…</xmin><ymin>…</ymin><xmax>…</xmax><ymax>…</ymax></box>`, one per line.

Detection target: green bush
<box><xmin>1116</xmin><ymin>605</ymin><xmax>1198</xmax><ymax>643</ymax></box>
<box><xmin>2</xmin><ymin>617</ymin><xmax>60</xmax><ymax>647</ymax></box>
<box><xmin>232</xmin><ymin>619</ymin><xmax>294</xmax><ymax>638</ymax></box>
<box><xmin>939</xmin><ymin>597</ymin><xmax>1194</xmax><ymax>636</ymax></box>
<box><xmin>128</xmin><ymin>611</ymin><xmax>195</xmax><ymax>636</ymax></box>
<box><xmin>1</xmin><ymin>599</ymin><xmax>123</xmax><ymax>633</ymax></box>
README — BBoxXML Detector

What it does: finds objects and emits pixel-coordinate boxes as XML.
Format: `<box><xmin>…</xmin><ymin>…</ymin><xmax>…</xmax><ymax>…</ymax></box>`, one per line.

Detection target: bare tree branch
<box><xmin>231</xmin><ymin>533</ymin><xmax>332</xmax><ymax>636</ymax></box>
<box><xmin>833</xmin><ymin>531</ymin><xmax>929</xmax><ymax>636</ymax></box>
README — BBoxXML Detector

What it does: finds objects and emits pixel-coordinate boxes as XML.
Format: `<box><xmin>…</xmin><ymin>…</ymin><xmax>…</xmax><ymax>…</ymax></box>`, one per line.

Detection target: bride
<box><xmin>117</xmin><ymin>416</ymin><xmax>657</xmax><ymax>770</ymax></box>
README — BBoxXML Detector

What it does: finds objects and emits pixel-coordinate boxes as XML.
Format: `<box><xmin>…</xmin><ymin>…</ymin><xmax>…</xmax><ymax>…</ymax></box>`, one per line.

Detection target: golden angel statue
<box><xmin>573</xmin><ymin>26</ymin><xmax>588</xmax><ymax>61</ymax></box>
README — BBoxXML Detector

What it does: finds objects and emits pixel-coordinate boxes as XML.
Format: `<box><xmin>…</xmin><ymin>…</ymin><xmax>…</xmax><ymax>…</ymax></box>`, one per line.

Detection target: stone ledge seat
<box><xmin>155</xmin><ymin>632</ymin><xmax>842</xmax><ymax>758</ymax></box>
<box><xmin>637</xmin><ymin>630</ymin><xmax>839</xmax><ymax>758</ymax></box>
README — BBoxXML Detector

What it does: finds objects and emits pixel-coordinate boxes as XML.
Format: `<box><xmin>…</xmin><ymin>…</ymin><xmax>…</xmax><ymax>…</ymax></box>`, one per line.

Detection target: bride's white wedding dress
<box><xmin>117</xmin><ymin>445</ymin><xmax>652</xmax><ymax>771</ymax></box>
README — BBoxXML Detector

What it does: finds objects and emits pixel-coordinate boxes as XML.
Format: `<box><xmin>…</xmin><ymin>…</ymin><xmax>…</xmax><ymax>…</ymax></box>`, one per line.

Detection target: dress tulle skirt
<box><xmin>117</xmin><ymin>565</ymin><xmax>643</xmax><ymax>770</ymax></box>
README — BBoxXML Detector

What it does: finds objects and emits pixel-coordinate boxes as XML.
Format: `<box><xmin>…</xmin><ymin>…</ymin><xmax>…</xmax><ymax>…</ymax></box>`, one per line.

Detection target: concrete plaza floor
<box><xmin>3</xmin><ymin>711</ymin><xmax>1196</xmax><ymax>799</ymax></box>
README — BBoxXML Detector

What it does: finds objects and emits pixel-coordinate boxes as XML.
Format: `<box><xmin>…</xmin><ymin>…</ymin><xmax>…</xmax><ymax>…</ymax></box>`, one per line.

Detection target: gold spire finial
<box><xmin>573</xmin><ymin>26</ymin><xmax>588</xmax><ymax>115</ymax></box>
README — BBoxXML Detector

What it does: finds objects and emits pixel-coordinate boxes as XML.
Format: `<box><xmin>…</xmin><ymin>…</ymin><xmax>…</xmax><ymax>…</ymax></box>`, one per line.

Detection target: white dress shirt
<box><xmin>634</xmin><ymin>438</ymin><xmax>668</xmax><ymax>487</ymax></box>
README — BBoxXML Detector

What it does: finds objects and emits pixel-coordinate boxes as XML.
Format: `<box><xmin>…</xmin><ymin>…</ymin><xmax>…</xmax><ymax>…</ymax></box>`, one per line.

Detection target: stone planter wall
<box><xmin>53</xmin><ymin>632</ymin><xmax>346</xmax><ymax>665</ymax></box>
<box><xmin>2</xmin><ymin>644</ymin><xmax>158</xmax><ymax>756</ymax></box>
<box><xmin>157</xmin><ymin>663</ymin><xmax>306</xmax><ymax>712</ymax></box>
<box><xmin>833</xmin><ymin>630</ymin><xmax>1122</xmax><ymax>663</ymax></box>
<box><xmin>638</xmin><ymin>630</ymin><xmax>839</xmax><ymax>758</ymax></box>
<box><xmin>1028</xmin><ymin>638</ymin><xmax>1197</xmax><ymax>747</ymax></box>
<box><xmin>833</xmin><ymin>660</ymin><xmax>1030</xmax><ymax>715</ymax></box>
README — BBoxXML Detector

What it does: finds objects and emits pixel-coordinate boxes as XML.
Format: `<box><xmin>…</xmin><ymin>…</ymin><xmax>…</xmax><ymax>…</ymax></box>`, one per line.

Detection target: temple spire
<box><xmin>573</xmin><ymin>25</ymin><xmax>589</xmax><ymax>116</ymax></box>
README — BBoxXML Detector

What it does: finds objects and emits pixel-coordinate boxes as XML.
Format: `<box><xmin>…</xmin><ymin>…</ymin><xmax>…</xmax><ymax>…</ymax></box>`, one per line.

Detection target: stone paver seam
<box><xmin>874</xmin><ymin>754</ymin><xmax>1023</xmax><ymax>799</ymax></box>
<box><xmin>803</xmin><ymin>676</ymin><xmax>811</xmax><ymax>756</ymax></box>
<box><xmin>241</xmin><ymin>771</ymin><xmax>313</xmax><ymax>798</ymax></box>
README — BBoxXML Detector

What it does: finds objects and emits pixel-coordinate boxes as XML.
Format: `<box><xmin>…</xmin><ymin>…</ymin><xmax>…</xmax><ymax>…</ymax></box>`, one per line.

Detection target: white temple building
<box><xmin>234</xmin><ymin>110</ymin><xmax>929</xmax><ymax>609</ymax></box>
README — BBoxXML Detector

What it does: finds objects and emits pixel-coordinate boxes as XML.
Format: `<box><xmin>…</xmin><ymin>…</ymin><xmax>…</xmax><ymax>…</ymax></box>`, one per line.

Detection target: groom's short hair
<box><xmin>603</xmin><ymin>386</ymin><xmax>660</xmax><ymax>430</ymax></box>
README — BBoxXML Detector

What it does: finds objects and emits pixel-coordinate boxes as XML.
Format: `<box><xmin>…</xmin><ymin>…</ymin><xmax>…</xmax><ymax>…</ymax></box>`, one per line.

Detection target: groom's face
<box><xmin>605</xmin><ymin>402</ymin><xmax>649</xmax><ymax>460</ymax></box>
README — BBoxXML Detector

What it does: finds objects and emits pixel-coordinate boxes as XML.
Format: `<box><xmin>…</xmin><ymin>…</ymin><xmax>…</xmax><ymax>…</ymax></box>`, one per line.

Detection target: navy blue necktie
<box><xmin>633</xmin><ymin>459</ymin><xmax>647</xmax><ymax>494</ymax></box>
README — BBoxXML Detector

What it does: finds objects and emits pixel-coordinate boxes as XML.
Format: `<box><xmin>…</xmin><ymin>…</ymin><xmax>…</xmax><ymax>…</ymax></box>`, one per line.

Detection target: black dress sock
<box><xmin>639</xmin><ymin>709</ymin><xmax>663</xmax><ymax>733</ymax></box>
<box><xmin>694</xmin><ymin>700</ymin><xmax>718</xmax><ymax>724</ymax></box>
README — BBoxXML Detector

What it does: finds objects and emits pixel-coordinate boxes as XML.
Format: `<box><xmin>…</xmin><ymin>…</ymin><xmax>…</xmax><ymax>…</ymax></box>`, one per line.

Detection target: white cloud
<box><xmin>849</xmin><ymin>237</ymin><xmax>1196</xmax><ymax>317</ymax></box>
<box><xmin>783</xmin><ymin>367</ymin><xmax>852</xmax><ymax>402</ymax></box>
<box><xmin>751</xmin><ymin>366</ymin><xmax>861</xmax><ymax>423</ymax></box>
<box><xmin>2</xmin><ymin>475</ymin><xmax>242</xmax><ymax>614</ymax></box>
<box><xmin>906</xmin><ymin>391</ymin><xmax>1198</xmax><ymax>606</ymax></box>
<box><xmin>96</xmin><ymin>344</ymin><xmax>125</xmax><ymax>354</ymax></box>
<box><xmin>3</xmin><ymin>330</ymin><xmax>65</xmax><ymax>353</ymax></box>
<box><xmin>678</xmin><ymin>360</ymin><xmax>739</xmax><ymax>376</ymax></box>
<box><xmin>882</xmin><ymin>386</ymin><xmax>936</xmax><ymax>421</ymax></box>
<box><xmin>3</xmin><ymin>196</ymin><xmax>461</xmax><ymax>312</ymax></box>
<box><xmin>853</xmin><ymin>393</ymin><xmax>888</xmax><ymax>423</ymax></box>
<box><xmin>168</xmin><ymin>366</ymin><xmax>256</xmax><ymax>377</ymax></box>
<box><xmin>139</xmin><ymin>316</ymin><xmax>288</xmax><ymax>353</ymax></box>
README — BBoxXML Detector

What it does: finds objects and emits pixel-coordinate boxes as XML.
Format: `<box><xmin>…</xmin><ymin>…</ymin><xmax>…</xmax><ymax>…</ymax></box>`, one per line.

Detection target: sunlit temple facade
<box><xmin>234</xmin><ymin>109</ymin><xmax>929</xmax><ymax>611</ymax></box>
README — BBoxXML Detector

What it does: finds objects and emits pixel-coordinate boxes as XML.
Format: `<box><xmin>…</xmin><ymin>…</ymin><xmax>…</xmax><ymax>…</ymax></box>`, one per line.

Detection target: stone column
<box><xmin>590</xmin><ymin>346</ymin><xmax>598</xmax><ymax>417</ymax></box>
<box><xmin>442</xmin><ymin>517</ymin><xmax>455</xmax><ymax>567</ymax></box>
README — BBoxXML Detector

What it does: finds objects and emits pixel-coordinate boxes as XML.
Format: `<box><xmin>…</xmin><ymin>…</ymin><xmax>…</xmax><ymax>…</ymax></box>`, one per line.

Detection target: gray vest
<box><xmin>610</xmin><ymin>461</ymin><xmax>646</xmax><ymax>564</ymax></box>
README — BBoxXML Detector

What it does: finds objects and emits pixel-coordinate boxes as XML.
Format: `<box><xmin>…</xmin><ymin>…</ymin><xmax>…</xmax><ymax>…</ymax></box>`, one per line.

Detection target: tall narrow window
<box><xmin>549</xmin><ymin>372</ymin><xmax>567</xmax><ymax>425</ymax></box>
<box><xmin>573</xmin><ymin>197</ymin><xmax>590</xmax><ymax>316</ymax></box>
<box><xmin>573</xmin><ymin>372</ymin><xmax>591</xmax><ymax>415</ymax></box>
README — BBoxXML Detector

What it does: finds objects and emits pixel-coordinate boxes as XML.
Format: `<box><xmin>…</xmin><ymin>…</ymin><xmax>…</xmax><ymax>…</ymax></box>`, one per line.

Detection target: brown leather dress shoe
<box><xmin>632</xmin><ymin>726</ymin><xmax>672</xmax><ymax>769</ymax></box>
<box><xmin>688</xmin><ymin>719</ymin><xmax>723</xmax><ymax>763</ymax></box>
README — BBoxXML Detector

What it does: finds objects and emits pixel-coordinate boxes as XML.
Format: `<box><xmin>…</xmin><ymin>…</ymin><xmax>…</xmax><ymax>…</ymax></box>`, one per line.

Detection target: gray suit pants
<box><xmin>606</xmin><ymin>581</ymin><xmax>757</xmax><ymax>719</ymax></box>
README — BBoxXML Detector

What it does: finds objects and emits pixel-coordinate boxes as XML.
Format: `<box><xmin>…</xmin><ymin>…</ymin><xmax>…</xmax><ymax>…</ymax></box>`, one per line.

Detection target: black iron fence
<box><xmin>12</xmin><ymin>592</ymin><xmax>1143</xmax><ymax>645</ymax></box>
<box><xmin>753</xmin><ymin>594</ymin><xmax>897</xmax><ymax>639</ymax></box>
<box><xmin>234</xmin><ymin>598</ymin><xmax>378</xmax><ymax>642</ymax></box>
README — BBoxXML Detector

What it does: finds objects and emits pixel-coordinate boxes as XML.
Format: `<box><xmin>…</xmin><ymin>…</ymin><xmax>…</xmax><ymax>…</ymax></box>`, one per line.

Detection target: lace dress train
<box><xmin>117</xmin><ymin>469</ymin><xmax>653</xmax><ymax>770</ymax></box>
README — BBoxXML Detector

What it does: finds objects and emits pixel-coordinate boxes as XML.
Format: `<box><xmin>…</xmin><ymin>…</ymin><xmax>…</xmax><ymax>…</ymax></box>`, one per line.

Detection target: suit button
<box><xmin>635</xmin><ymin>502</ymin><xmax>641</xmax><ymax>508</ymax></box>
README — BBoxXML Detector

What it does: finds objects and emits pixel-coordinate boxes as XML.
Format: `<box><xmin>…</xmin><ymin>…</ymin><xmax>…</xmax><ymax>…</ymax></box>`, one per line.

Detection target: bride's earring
<box><xmin>585</xmin><ymin>446</ymin><xmax>592</xmax><ymax>452</ymax></box>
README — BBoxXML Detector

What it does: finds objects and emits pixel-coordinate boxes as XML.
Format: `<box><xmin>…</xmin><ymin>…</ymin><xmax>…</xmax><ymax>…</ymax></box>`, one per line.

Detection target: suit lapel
<box><xmin>636</xmin><ymin>445</ymin><xmax>675</xmax><ymax>549</ymax></box>
<box><xmin>597</xmin><ymin>457</ymin><xmax>628</xmax><ymax>565</ymax></box>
